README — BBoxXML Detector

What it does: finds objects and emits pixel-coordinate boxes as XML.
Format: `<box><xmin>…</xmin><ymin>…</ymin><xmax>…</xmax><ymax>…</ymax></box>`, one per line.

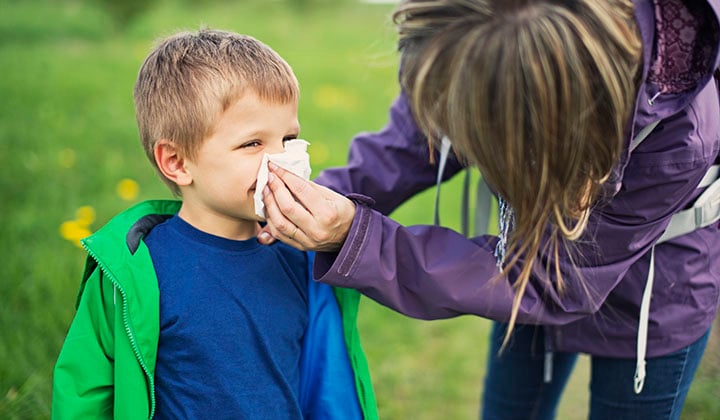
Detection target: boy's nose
<box><xmin>266</xmin><ymin>141</ymin><xmax>286</xmax><ymax>155</ymax></box>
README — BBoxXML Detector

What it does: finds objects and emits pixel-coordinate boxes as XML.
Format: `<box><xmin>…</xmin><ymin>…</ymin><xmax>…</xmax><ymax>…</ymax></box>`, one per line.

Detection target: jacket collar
<box><xmin>632</xmin><ymin>0</ymin><xmax>720</xmax><ymax>132</ymax></box>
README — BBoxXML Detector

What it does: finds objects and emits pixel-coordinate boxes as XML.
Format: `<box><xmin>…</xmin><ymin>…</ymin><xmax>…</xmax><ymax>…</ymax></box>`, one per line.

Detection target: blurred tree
<box><xmin>93</xmin><ymin>0</ymin><xmax>156</xmax><ymax>29</ymax></box>
<box><xmin>286</xmin><ymin>0</ymin><xmax>354</xmax><ymax>10</ymax></box>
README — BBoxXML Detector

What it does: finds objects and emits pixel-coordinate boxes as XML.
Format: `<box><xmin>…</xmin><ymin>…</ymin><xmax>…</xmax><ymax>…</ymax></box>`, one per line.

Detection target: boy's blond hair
<box><xmin>133</xmin><ymin>28</ymin><xmax>299</xmax><ymax>194</ymax></box>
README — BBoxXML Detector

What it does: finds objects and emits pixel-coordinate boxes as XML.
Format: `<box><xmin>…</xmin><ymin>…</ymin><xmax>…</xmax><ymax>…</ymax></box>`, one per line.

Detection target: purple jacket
<box><xmin>314</xmin><ymin>0</ymin><xmax>720</xmax><ymax>358</ymax></box>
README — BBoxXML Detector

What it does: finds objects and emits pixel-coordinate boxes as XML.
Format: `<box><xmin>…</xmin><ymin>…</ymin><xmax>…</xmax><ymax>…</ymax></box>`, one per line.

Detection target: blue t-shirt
<box><xmin>145</xmin><ymin>215</ymin><xmax>309</xmax><ymax>419</ymax></box>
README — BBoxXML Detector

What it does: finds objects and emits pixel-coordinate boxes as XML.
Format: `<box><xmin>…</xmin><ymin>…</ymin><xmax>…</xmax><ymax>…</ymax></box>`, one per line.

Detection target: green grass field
<box><xmin>1</xmin><ymin>0</ymin><xmax>718</xmax><ymax>418</ymax></box>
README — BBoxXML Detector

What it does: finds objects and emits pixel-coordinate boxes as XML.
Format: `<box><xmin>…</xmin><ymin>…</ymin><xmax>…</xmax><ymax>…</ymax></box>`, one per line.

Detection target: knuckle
<box><xmin>294</xmin><ymin>181</ymin><xmax>309</xmax><ymax>195</ymax></box>
<box><xmin>314</xmin><ymin>231</ymin><xmax>332</xmax><ymax>244</ymax></box>
<box><xmin>326</xmin><ymin>211</ymin><xmax>340</xmax><ymax>225</ymax></box>
<box><xmin>275</xmin><ymin>221</ymin><xmax>290</xmax><ymax>233</ymax></box>
<box><xmin>316</xmin><ymin>207</ymin><xmax>331</xmax><ymax>222</ymax></box>
<box><xmin>267</xmin><ymin>227</ymin><xmax>280</xmax><ymax>239</ymax></box>
<box><xmin>266</xmin><ymin>223</ymin><xmax>280</xmax><ymax>236</ymax></box>
<box><xmin>279</xmin><ymin>202</ymin><xmax>296</xmax><ymax>217</ymax></box>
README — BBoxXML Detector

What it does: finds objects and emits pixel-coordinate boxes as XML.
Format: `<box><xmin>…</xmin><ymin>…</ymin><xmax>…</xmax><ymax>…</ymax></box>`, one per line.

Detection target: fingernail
<box><xmin>267</xmin><ymin>173</ymin><xmax>275</xmax><ymax>183</ymax></box>
<box><xmin>268</xmin><ymin>161</ymin><xmax>279</xmax><ymax>171</ymax></box>
<box><xmin>258</xmin><ymin>232</ymin><xmax>271</xmax><ymax>242</ymax></box>
<box><xmin>263</xmin><ymin>186</ymin><xmax>270</xmax><ymax>196</ymax></box>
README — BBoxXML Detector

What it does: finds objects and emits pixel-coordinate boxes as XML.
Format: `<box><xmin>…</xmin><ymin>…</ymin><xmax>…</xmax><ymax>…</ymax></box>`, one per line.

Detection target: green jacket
<box><xmin>52</xmin><ymin>200</ymin><xmax>378</xmax><ymax>419</ymax></box>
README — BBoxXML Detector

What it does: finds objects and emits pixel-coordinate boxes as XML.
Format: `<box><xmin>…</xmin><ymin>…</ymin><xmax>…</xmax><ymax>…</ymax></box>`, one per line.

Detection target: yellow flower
<box><xmin>75</xmin><ymin>206</ymin><xmax>96</xmax><ymax>227</ymax></box>
<box><xmin>312</xmin><ymin>85</ymin><xmax>358</xmax><ymax>112</ymax></box>
<box><xmin>59</xmin><ymin>220</ymin><xmax>92</xmax><ymax>248</ymax></box>
<box><xmin>61</xmin><ymin>205</ymin><xmax>96</xmax><ymax>248</ymax></box>
<box><xmin>117</xmin><ymin>178</ymin><xmax>140</xmax><ymax>201</ymax></box>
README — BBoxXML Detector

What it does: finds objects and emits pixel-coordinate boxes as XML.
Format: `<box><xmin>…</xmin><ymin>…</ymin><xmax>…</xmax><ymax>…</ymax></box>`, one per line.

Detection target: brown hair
<box><xmin>133</xmin><ymin>28</ymin><xmax>299</xmax><ymax>194</ymax></box>
<box><xmin>394</xmin><ymin>0</ymin><xmax>642</xmax><ymax>344</ymax></box>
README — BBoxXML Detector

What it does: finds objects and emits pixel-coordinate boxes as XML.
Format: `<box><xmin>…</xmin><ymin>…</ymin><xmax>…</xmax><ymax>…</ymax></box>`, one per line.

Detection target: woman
<box><xmin>261</xmin><ymin>0</ymin><xmax>720</xmax><ymax>418</ymax></box>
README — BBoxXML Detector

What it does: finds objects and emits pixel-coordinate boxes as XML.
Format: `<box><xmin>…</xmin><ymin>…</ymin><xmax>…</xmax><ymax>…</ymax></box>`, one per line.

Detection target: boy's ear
<box><xmin>154</xmin><ymin>140</ymin><xmax>192</xmax><ymax>187</ymax></box>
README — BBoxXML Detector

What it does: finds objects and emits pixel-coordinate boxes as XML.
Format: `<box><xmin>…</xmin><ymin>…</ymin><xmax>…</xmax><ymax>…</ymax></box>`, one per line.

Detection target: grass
<box><xmin>0</xmin><ymin>0</ymin><xmax>717</xmax><ymax>419</ymax></box>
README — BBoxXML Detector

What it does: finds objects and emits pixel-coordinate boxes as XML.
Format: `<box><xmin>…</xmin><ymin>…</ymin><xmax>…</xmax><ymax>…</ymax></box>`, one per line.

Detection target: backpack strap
<box><xmin>433</xmin><ymin>136</ymin><xmax>453</xmax><ymax>227</ymax></box>
<box><xmin>630</xmin><ymin>120</ymin><xmax>661</xmax><ymax>152</ymax></box>
<box><xmin>473</xmin><ymin>176</ymin><xmax>494</xmax><ymax>236</ymax></box>
<box><xmin>434</xmin><ymin>136</ymin><xmax>494</xmax><ymax>237</ymax></box>
<box><xmin>657</xmin><ymin>167</ymin><xmax>720</xmax><ymax>243</ymax></box>
<box><xmin>657</xmin><ymin>69</ymin><xmax>720</xmax><ymax>241</ymax></box>
<box><xmin>633</xmin><ymin>120</ymin><xmax>720</xmax><ymax>393</ymax></box>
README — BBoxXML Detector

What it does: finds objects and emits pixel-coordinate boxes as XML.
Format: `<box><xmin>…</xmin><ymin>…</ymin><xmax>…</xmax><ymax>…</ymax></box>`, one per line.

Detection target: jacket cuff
<box><xmin>313</xmin><ymin>194</ymin><xmax>374</xmax><ymax>281</ymax></box>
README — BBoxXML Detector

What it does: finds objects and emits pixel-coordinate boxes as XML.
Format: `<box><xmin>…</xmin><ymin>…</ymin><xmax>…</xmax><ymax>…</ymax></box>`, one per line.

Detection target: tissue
<box><xmin>254</xmin><ymin>139</ymin><xmax>312</xmax><ymax>219</ymax></box>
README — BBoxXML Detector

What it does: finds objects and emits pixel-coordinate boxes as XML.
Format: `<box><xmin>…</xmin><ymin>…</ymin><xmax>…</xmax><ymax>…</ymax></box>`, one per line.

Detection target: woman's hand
<box><xmin>261</xmin><ymin>162</ymin><xmax>356</xmax><ymax>252</ymax></box>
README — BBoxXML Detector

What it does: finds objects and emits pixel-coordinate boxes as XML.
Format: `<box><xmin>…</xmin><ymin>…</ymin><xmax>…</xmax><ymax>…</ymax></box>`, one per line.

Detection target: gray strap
<box><xmin>433</xmin><ymin>136</ymin><xmax>452</xmax><ymax>226</ymax></box>
<box><xmin>461</xmin><ymin>169</ymin><xmax>471</xmax><ymax>237</ymax></box>
<box><xmin>658</xmin><ymin>173</ymin><xmax>720</xmax><ymax>243</ymax></box>
<box><xmin>698</xmin><ymin>164</ymin><xmax>719</xmax><ymax>188</ymax></box>
<box><xmin>633</xmin><ymin>139</ymin><xmax>719</xmax><ymax>395</ymax></box>
<box><xmin>629</xmin><ymin>120</ymin><xmax>661</xmax><ymax>152</ymax></box>
<box><xmin>474</xmin><ymin>178</ymin><xmax>494</xmax><ymax>236</ymax></box>
<box><xmin>629</xmin><ymin>117</ymin><xmax>719</xmax><ymax>243</ymax></box>
<box><xmin>433</xmin><ymin>136</ymin><xmax>494</xmax><ymax>237</ymax></box>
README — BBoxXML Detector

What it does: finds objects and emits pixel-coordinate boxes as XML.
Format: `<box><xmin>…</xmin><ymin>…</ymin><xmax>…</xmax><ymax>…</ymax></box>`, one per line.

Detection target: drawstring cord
<box><xmin>647</xmin><ymin>91</ymin><xmax>661</xmax><ymax>106</ymax></box>
<box><xmin>544</xmin><ymin>326</ymin><xmax>554</xmax><ymax>384</ymax></box>
<box><xmin>634</xmin><ymin>246</ymin><xmax>656</xmax><ymax>394</ymax></box>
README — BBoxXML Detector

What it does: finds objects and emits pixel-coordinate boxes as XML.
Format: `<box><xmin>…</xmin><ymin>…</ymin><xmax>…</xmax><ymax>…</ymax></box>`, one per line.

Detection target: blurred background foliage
<box><xmin>1</xmin><ymin>0</ymin><xmax>718</xmax><ymax>418</ymax></box>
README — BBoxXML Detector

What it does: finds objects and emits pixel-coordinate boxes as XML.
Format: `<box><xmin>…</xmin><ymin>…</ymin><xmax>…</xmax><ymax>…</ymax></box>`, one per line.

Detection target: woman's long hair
<box><xmin>395</xmin><ymin>0</ymin><xmax>642</xmax><ymax>345</ymax></box>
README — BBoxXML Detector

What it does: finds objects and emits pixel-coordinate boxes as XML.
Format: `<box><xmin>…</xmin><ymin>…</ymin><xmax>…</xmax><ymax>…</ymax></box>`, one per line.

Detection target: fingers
<box><xmin>264</xmin><ymin>170</ymin><xmax>316</xmax><ymax>231</ymax></box>
<box><xmin>262</xmin><ymin>175</ymin><xmax>310</xmax><ymax>250</ymax></box>
<box><xmin>267</xmin><ymin>162</ymin><xmax>321</xmax><ymax>214</ymax></box>
<box><xmin>262</xmin><ymin>163</ymin><xmax>357</xmax><ymax>253</ymax></box>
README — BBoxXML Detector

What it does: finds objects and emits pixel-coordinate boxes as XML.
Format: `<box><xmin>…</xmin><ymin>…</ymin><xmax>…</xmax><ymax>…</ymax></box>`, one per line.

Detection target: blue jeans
<box><xmin>481</xmin><ymin>322</ymin><xmax>710</xmax><ymax>420</ymax></box>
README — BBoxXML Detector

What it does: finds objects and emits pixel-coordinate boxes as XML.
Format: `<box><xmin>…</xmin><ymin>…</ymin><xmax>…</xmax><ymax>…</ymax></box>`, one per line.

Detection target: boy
<box><xmin>52</xmin><ymin>29</ymin><xmax>377</xmax><ymax>419</ymax></box>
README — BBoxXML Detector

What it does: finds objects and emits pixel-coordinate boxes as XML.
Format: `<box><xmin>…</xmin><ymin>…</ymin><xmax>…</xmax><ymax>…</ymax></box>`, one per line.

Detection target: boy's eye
<box><xmin>240</xmin><ymin>140</ymin><xmax>261</xmax><ymax>148</ymax></box>
<box><xmin>282</xmin><ymin>135</ymin><xmax>298</xmax><ymax>143</ymax></box>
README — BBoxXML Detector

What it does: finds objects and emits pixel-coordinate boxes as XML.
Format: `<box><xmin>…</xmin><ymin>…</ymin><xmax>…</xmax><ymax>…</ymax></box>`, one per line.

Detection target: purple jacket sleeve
<box><xmin>313</xmin><ymin>158</ymin><xmax>706</xmax><ymax>325</ymax></box>
<box><xmin>312</xmin><ymin>81</ymin><xmax>720</xmax><ymax>326</ymax></box>
<box><xmin>314</xmin><ymin>94</ymin><xmax>465</xmax><ymax>215</ymax></box>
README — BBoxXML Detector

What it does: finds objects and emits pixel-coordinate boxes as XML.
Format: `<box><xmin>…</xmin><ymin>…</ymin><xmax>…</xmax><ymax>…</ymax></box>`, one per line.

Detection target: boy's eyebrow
<box><xmin>239</xmin><ymin>125</ymin><xmax>300</xmax><ymax>139</ymax></box>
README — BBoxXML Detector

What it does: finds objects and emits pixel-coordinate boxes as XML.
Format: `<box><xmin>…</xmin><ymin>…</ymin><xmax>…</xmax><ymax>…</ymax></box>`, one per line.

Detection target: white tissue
<box><xmin>254</xmin><ymin>139</ymin><xmax>312</xmax><ymax>219</ymax></box>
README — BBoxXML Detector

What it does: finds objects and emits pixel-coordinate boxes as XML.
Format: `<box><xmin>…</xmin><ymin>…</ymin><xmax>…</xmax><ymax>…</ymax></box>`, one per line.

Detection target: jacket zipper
<box><xmin>82</xmin><ymin>243</ymin><xmax>156</xmax><ymax>419</ymax></box>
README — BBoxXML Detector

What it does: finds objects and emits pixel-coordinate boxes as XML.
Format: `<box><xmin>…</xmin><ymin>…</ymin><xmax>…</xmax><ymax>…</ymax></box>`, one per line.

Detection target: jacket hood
<box><xmin>82</xmin><ymin>200</ymin><xmax>181</xmax><ymax>263</ymax></box>
<box><xmin>632</xmin><ymin>0</ymin><xmax>720</xmax><ymax>130</ymax></box>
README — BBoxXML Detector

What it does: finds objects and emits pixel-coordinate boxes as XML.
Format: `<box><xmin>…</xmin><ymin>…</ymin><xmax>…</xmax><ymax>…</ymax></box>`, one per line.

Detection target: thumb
<box><xmin>256</xmin><ymin>224</ymin><xmax>276</xmax><ymax>245</ymax></box>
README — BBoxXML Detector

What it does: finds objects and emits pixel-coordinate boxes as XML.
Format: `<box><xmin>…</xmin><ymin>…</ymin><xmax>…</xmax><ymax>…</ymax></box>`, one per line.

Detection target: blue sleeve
<box><xmin>299</xmin><ymin>252</ymin><xmax>363</xmax><ymax>420</ymax></box>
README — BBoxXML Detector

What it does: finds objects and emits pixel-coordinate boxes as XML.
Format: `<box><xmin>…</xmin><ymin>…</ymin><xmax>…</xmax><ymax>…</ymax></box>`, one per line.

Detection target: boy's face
<box><xmin>178</xmin><ymin>90</ymin><xmax>299</xmax><ymax>240</ymax></box>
